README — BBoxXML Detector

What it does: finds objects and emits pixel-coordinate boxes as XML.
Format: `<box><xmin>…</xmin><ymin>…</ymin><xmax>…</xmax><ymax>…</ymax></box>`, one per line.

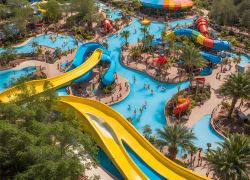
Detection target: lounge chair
<box><xmin>234</xmin><ymin>108</ymin><xmax>250</xmax><ymax>124</ymax></box>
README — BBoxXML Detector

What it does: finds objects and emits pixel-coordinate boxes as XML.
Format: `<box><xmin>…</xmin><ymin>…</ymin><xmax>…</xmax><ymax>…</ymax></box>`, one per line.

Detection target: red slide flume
<box><xmin>173</xmin><ymin>98</ymin><xmax>190</xmax><ymax>116</ymax></box>
<box><xmin>195</xmin><ymin>17</ymin><xmax>209</xmax><ymax>38</ymax></box>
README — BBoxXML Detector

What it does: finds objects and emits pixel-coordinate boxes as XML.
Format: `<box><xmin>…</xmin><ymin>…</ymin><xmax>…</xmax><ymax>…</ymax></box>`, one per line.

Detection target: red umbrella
<box><xmin>153</xmin><ymin>56</ymin><xmax>167</xmax><ymax>64</ymax></box>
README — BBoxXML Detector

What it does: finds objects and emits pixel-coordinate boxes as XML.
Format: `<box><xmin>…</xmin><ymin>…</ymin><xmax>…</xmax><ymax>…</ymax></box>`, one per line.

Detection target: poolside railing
<box><xmin>210</xmin><ymin>104</ymin><xmax>228</xmax><ymax>139</ymax></box>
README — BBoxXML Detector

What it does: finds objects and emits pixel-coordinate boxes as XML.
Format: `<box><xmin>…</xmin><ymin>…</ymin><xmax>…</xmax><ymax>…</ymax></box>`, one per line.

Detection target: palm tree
<box><xmin>142</xmin><ymin>124</ymin><xmax>152</xmax><ymax>140</ymax></box>
<box><xmin>207</xmin><ymin>143</ymin><xmax>212</xmax><ymax>151</ymax></box>
<box><xmin>179</xmin><ymin>43</ymin><xmax>206</xmax><ymax>77</ymax></box>
<box><xmin>156</xmin><ymin>123</ymin><xmax>196</xmax><ymax>160</ymax></box>
<box><xmin>219</xmin><ymin>71</ymin><xmax>250</xmax><ymax>118</ymax></box>
<box><xmin>129</xmin><ymin>46</ymin><xmax>141</xmax><ymax>60</ymax></box>
<box><xmin>140</xmin><ymin>25</ymin><xmax>149</xmax><ymax>47</ymax></box>
<box><xmin>145</xmin><ymin>34</ymin><xmax>154</xmax><ymax>53</ymax></box>
<box><xmin>204</xmin><ymin>134</ymin><xmax>250</xmax><ymax>180</ymax></box>
<box><xmin>32</xmin><ymin>41</ymin><xmax>39</xmax><ymax>53</ymax></box>
<box><xmin>120</xmin><ymin>30</ymin><xmax>130</xmax><ymax>47</ymax></box>
<box><xmin>164</xmin><ymin>57</ymin><xmax>174</xmax><ymax>74</ymax></box>
<box><xmin>220</xmin><ymin>58</ymin><xmax>228</xmax><ymax>72</ymax></box>
<box><xmin>142</xmin><ymin>124</ymin><xmax>156</xmax><ymax>145</ymax></box>
<box><xmin>186</xmin><ymin>144</ymin><xmax>198</xmax><ymax>163</ymax></box>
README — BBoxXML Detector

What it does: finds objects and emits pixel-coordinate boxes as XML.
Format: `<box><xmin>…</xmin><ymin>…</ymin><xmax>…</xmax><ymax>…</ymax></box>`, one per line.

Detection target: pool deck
<box><xmin>186</xmin><ymin>61</ymin><xmax>237</xmax><ymax>128</ymax></box>
<box><xmin>121</xmin><ymin>44</ymin><xmax>188</xmax><ymax>84</ymax></box>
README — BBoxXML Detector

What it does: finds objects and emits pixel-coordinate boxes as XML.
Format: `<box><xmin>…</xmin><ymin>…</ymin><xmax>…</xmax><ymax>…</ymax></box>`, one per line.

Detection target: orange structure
<box><xmin>195</xmin><ymin>17</ymin><xmax>209</xmax><ymax>37</ymax></box>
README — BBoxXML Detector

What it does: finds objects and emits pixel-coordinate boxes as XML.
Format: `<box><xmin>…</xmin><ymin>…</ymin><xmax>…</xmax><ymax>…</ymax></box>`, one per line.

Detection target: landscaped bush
<box><xmin>166</xmin><ymin>84</ymin><xmax>211</xmax><ymax>120</ymax></box>
<box><xmin>102</xmin><ymin>84</ymin><xmax>115</xmax><ymax>94</ymax></box>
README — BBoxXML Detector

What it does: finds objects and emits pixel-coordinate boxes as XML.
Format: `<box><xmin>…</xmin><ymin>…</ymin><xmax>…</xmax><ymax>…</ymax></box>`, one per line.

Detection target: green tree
<box><xmin>120</xmin><ymin>30</ymin><xmax>130</xmax><ymax>46</ymax></box>
<box><xmin>179</xmin><ymin>43</ymin><xmax>206</xmax><ymax>77</ymax></box>
<box><xmin>11</xmin><ymin>5</ymin><xmax>34</xmax><ymax>35</ymax></box>
<box><xmin>71</xmin><ymin>0</ymin><xmax>97</xmax><ymax>28</ymax></box>
<box><xmin>205</xmin><ymin>134</ymin><xmax>250</xmax><ymax>180</ymax></box>
<box><xmin>140</xmin><ymin>25</ymin><xmax>149</xmax><ymax>47</ymax></box>
<box><xmin>129</xmin><ymin>46</ymin><xmax>141</xmax><ymax>60</ymax></box>
<box><xmin>142</xmin><ymin>124</ymin><xmax>156</xmax><ymax>145</ymax></box>
<box><xmin>156</xmin><ymin>124</ymin><xmax>196</xmax><ymax>160</ymax></box>
<box><xmin>43</xmin><ymin>0</ymin><xmax>62</xmax><ymax>23</ymax></box>
<box><xmin>0</xmin><ymin>84</ymin><xmax>98</xmax><ymax>179</ymax></box>
<box><xmin>0</xmin><ymin>47</ymin><xmax>17</xmax><ymax>66</ymax></box>
<box><xmin>219</xmin><ymin>72</ymin><xmax>250</xmax><ymax>118</ymax></box>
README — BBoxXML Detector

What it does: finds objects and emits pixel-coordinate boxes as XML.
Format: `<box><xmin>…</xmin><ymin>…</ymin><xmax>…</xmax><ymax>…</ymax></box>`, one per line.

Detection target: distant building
<box><xmin>140</xmin><ymin>0</ymin><xmax>193</xmax><ymax>17</ymax></box>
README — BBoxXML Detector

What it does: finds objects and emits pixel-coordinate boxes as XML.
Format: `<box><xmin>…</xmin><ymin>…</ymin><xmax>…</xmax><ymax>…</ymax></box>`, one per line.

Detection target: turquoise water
<box><xmin>0</xmin><ymin>34</ymin><xmax>76</xmax><ymax>54</ymax></box>
<box><xmin>61</xmin><ymin>60</ymin><xmax>68</xmax><ymax>70</ymax></box>
<box><xmin>0</xmin><ymin>14</ymin><xmax>224</xmax><ymax>179</ymax></box>
<box><xmin>238</xmin><ymin>54</ymin><xmax>250</xmax><ymax>67</ymax></box>
<box><xmin>109</xmin><ymin>19</ymin><xmax>190</xmax><ymax>132</ymax></box>
<box><xmin>0</xmin><ymin>67</ymin><xmax>36</xmax><ymax>92</ymax></box>
<box><xmin>97</xmin><ymin>1</ymin><xmax>122</xmax><ymax>20</ymax></box>
<box><xmin>97</xmin><ymin>148</ymin><xmax>124</xmax><ymax>180</ymax></box>
<box><xmin>168</xmin><ymin>17</ymin><xmax>195</xmax><ymax>28</ymax></box>
<box><xmin>224</xmin><ymin>52</ymin><xmax>250</xmax><ymax>67</ymax></box>
<box><xmin>56</xmin><ymin>87</ymin><xmax>68</xmax><ymax>96</ymax></box>
<box><xmin>192</xmin><ymin>114</ymin><xmax>223</xmax><ymax>151</ymax></box>
<box><xmin>123</xmin><ymin>142</ymin><xmax>166</xmax><ymax>180</ymax></box>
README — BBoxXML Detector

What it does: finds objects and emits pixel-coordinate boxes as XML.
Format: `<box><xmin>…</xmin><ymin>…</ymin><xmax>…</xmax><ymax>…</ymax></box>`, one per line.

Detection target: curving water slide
<box><xmin>0</xmin><ymin>48</ymin><xmax>102</xmax><ymax>102</ymax></box>
<box><xmin>166</xmin><ymin>28</ymin><xmax>230</xmax><ymax>50</ymax></box>
<box><xmin>68</xmin><ymin>42</ymin><xmax>115</xmax><ymax>86</ymax></box>
<box><xmin>0</xmin><ymin>49</ymin><xmax>208</xmax><ymax>180</ymax></box>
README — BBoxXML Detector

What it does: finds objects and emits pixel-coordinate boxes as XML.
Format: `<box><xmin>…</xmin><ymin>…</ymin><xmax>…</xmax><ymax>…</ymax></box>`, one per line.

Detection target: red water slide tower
<box><xmin>195</xmin><ymin>17</ymin><xmax>209</xmax><ymax>37</ymax></box>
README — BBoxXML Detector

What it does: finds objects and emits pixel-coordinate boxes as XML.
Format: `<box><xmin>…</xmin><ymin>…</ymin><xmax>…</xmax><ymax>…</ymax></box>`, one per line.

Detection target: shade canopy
<box><xmin>140</xmin><ymin>0</ymin><xmax>193</xmax><ymax>10</ymax></box>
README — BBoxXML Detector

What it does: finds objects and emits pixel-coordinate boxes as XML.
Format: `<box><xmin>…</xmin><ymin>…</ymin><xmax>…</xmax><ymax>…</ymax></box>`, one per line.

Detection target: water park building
<box><xmin>140</xmin><ymin>0</ymin><xmax>193</xmax><ymax>17</ymax></box>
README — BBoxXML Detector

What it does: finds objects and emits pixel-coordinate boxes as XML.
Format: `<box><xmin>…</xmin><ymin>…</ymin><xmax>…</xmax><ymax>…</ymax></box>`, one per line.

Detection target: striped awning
<box><xmin>141</xmin><ymin>0</ymin><xmax>193</xmax><ymax>10</ymax></box>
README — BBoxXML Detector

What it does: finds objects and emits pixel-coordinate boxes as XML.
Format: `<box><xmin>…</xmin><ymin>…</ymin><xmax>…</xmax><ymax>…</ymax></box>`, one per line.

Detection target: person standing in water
<box><xmin>133</xmin><ymin>75</ymin><xmax>136</xmax><ymax>84</ymax></box>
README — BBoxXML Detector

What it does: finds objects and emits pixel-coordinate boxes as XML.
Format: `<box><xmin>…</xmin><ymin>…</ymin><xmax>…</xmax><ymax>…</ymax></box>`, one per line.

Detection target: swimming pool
<box><xmin>238</xmin><ymin>54</ymin><xmax>250</xmax><ymax>67</ymax></box>
<box><xmin>109</xmin><ymin>18</ymin><xmax>191</xmax><ymax>132</ymax></box>
<box><xmin>97</xmin><ymin>1</ymin><xmax>122</xmax><ymax>20</ymax></box>
<box><xmin>0</xmin><ymin>66</ymin><xmax>36</xmax><ymax>92</ymax></box>
<box><xmin>56</xmin><ymin>87</ymin><xmax>69</xmax><ymax>96</ymax></box>
<box><xmin>0</xmin><ymin>34</ymin><xmax>77</xmax><ymax>54</ymax></box>
<box><xmin>192</xmin><ymin>114</ymin><xmax>223</xmax><ymax>151</ymax></box>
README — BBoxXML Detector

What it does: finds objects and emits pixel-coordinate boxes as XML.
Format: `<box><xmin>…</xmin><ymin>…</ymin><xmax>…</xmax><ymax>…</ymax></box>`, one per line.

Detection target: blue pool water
<box><xmin>0</xmin><ymin>67</ymin><xmax>36</xmax><ymax>92</ymax></box>
<box><xmin>0</xmin><ymin>34</ymin><xmax>77</xmax><ymax>54</ymax></box>
<box><xmin>97</xmin><ymin>1</ymin><xmax>122</xmax><ymax>20</ymax></box>
<box><xmin>123</xmin><ymin>142</ymin><xmax>166</xmax><ymax>180</ymax></box>
<box><xmin>192</xmin><ymin>114</ymin><xmax>223</xmax><ymax>151</ymax></box>
<box><xmin>61</xmin><ymin>60</ymin><xmax>68</xmax><ymax>70</ymax></box>
<box><xmin>97</xmin><ymin>148</ymin><xmax>124</xmax><ymax>180</ymax></box>
<box><xmin>238</xmin><ymin>54</ymin><xmax>250</xmax><ymax>67</ymax></box>
<box><xmin>109</xmin><ymin>19</ymin><xmax>190</xmax><ymax>132</ymax></box>
<box><xmin>56</xmin><ymin>87</ymin><xmax>69</xmax><ymax>96</ymax></box>
<box><xmin>169</xmin><ymin>17</ymin><xmax>195</xmax><ymax>28</ymax></box>
<box><xmin>0</xmin><ymin>14</ymin><xmax>224</xmax><ymax>179</ymax></box>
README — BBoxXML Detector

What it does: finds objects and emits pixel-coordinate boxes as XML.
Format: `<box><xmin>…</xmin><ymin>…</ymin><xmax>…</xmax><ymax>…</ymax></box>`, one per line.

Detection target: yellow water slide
<box><xmin>0</xmin><ymin>49</ymin><xmax>102</xmax><ymax>103</ymax></box>
<box><xmin>0</xmin><ymin>49</ymin><xmax>208</xmax><ymax>180</ymax></box>
<box><xmin>34</xmin><ymin>1</ymin><xmax>47</xmax><ymax>13</ymax></box>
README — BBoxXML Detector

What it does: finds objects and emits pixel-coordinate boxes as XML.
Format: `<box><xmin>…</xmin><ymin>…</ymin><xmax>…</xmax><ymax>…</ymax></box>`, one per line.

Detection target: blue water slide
<box><xmin>101</xmin><ymin>50</ymin><xmax>116</xmax><ymax>86</ymax></box>
<box><xmin>68</xmin><ymin>42</ymin><xmax>115</xmax><ymax>85</ymax></box>
<box><xmin>174</xmin><ymin>28</ymin><xmax>193</xmax><ymax>36</ymax></box>
<box><xmin>200</xmin><ymin>51</ymin><xmax>222</xmax><ymax>64</ymax></box>
<box><xmin>213</xmin><ymin>40</ymin><xmax>231</xmax><ymax>51</ymax></box>
<box><xmin>200</xmin><ymin>66</ymin><xmax>212</xmax><ymax>76</ymax></box>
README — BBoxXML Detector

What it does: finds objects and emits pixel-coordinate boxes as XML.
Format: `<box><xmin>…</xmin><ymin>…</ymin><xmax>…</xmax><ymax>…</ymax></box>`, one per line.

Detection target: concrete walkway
<box><xmin>186</xmin><ymin>62</ymin><xmax>237</xmax><ymax>127</ymax></box>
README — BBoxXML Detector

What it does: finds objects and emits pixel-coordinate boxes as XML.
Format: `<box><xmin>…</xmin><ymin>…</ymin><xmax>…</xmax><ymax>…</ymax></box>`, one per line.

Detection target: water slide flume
<box><xmin>33</xmin><ymin>1</ymin><xmax>47</xmax><ymax>14</ymax></box>
<box><xmin>58</xmin><ymin>96</ymin><xmax>208</xmax><ymax>180</ymax></box>
<box><xmin>173</xmin><ymin>97</ymin><xmax>190</xmax><ymax>116</ymax></box>
<box><xmin>68</xmin><ymin>42</ymin><xmax>115</xmax><ymax>85</ymax></box>
<box><xmin>195</xmin><ymin>17</ymin><xmax>209</xmax><ymax>38</ymax></box>
<box><xmin>166</xmin><ymin>28</ymin><xmax>230</xmax><ymax>50</ymax></box>
<box><xmin>0</xmin><ymin>49</ymin><xmax>102</xmax><ymax>103</ymax></box>
<box><xmin>0</xmin><ymin>48</ymin><xmax>208</xmax><ymax>179</ymax></box>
